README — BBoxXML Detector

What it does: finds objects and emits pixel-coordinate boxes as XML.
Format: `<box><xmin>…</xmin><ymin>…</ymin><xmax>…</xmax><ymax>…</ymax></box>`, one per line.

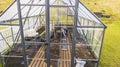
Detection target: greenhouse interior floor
<box><xmin>3</xmin><ymin>24</ymin><xmax>97</xmax><ymax>67</ymax></box>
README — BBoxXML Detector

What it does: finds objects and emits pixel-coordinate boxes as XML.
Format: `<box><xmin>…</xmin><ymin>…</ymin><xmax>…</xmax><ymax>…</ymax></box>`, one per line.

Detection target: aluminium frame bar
<box><xmin>27</xmin><ymin>58</ymin><xmax>98</xmax><ymax>62</ymax></box>
<box><xmin>0</xmin><ymin>15</ymin><xmax>44</xmax><ymax>24</ymax></box>
<box><xmin>0</xmin><ymin>24</ymin><xmax>104</xmax><ymax>28</ymax></box>
<box><xmin>21</xmin><ymin>4</ymin><xmax>75</xmax><ymax>7</ymax></box>
<box><xmin>45</xmin><ymin>0</ymin><xmax>50</xmax><ymax>67</ymax></box>
<box><xmin>71</xmin><ymin>0</ymin><xmax>79</xmax><ymax>67</ymax></box>
<box><xmin>50</xmin><ymin>5</ymin><xmax>75</xmax><ymax>7</ymax></box>
<box><xmin>24</xmin><ymin>41</ymin><xmax>72</xmax><ymax>45</ymax></box>
<box><xmin>1</xmin><ymin>55</ymin><xmax>23</xmax><ymax>58</ymax></box>
<box><xmin>0</xmin><ymin>24</ymin><xmax>19</xmax><ymax>26</ymax></box>
<box><xmin>15</xmin><ymin>41</ymin><xmax>101</xmax><ymax>47</ymax></box>
<box><xmin>17</xmin><ymin>0</ymin><xmax>28</xmax><ymax>67</ymax></box>
<box><xmin>97</xmin><ymin>29</ymin><xmax>106</xmax><ymax>67</ymax></box>
<box><xmin>21</xmin><ymin>4</ymin><xmax>45</xmax><ymax>6</ymax></box>
<box><xmin>54</xmin><ymin>25</ymin><xmax>104</xmax><ymax>28</ymax></box>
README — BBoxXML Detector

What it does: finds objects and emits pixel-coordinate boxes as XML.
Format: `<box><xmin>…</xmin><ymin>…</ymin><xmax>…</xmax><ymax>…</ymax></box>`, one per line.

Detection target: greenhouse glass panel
<box><xmin>0</xmin><ymin>0</ymin><xmax>106</xmax><ymax>67</ymax></box>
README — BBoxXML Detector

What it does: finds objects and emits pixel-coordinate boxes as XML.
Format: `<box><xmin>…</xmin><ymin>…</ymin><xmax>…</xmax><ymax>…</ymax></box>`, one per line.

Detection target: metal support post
<box><xmin>71</xmin><ymin>0</ymin><xmax>79</xmax><ymax>67</ymax></box>
<box><xmin>97</xmin><ymin>29</ymin><xmax>106</xmax><ymax>67</ymax></box>
<box><xmin>17</xmin><ymin>0</ymin><xmax>28</xmax><ymax>67</ymax></box>
<box><xmin>45</xmin><ymin>0</ymin><xmax>50</xmax><ymax>67</ymax></box>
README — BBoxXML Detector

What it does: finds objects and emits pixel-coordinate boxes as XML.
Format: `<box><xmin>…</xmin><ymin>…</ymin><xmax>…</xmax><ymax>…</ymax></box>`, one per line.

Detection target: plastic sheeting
<box><xmin>76</xmin><ymin>58</ymin><xmax>86</xmax><ymax>67</ymax></box>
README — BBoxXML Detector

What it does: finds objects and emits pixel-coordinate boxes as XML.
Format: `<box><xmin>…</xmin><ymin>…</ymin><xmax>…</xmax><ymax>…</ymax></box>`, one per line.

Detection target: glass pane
<box><xmin>74</xmin><ymin>27</ymin><xmax>104</xmax><ymax>67</ymax></box>
<box><xmin>49</xmin><ymin>8</ymin><xmax>73</xmax><ymax>66</ymax></box>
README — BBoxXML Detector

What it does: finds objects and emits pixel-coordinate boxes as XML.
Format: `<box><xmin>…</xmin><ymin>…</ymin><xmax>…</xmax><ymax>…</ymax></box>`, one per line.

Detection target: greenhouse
<box><xmin>0</xmin><ymin>0</ymin><xmax>106</xmax><ymax>67</ymax></box>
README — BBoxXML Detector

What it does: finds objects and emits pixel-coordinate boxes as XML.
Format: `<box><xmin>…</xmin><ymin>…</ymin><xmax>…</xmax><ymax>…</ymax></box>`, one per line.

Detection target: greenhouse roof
<box><xmin>0</xmin><ymin>0</ymin><xmax>106</xmax><ymax>28</ymax></box>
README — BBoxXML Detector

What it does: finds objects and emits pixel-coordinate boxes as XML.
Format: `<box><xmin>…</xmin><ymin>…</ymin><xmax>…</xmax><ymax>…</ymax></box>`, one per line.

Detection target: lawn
<box><xmin>0</xmin><ymin>60</ymin><xmax>2</xmax><ymax>67</ymax></box>
<box><xmin>99</xmin><ymin>22</ymin><xmax>120</xmax><ymax>67</ymax></box>
<box><xmin>0</xmin><ymin>0</ymin><xmax>13</xmax><ymax>13</ymax></box>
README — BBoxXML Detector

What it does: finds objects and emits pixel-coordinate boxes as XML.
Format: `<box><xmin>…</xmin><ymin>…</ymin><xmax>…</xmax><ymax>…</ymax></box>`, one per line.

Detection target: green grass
<box><xmin>99</xmin><ymin>22</ymin><xmax>120</xmax><ymax>67</ymax></box>
<box><xmin>0</xmin><ymin>61</ymin><xmax>2</xmax><ymax>67</ymax></box>
<box><xmin>81</xmin><ymin>0</ymin><xmax>120</xmax><ymax>21</ymax></box>
<box><xmin>0</xmin><ymin>0</ymin><xmax>13</xmax><ymax>13</ymax></box>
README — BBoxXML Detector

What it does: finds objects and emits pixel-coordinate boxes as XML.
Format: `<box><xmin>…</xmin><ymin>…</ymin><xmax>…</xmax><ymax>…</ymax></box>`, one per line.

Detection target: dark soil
<box><xmin>5</xmin><ymin>57</ymin><xmax>24</xmax><ymax>67</ymax></box>
<box><xmin>75</xmin><ymin>38</ymin><xmax>96</xmax><ymax>59</ymax></box>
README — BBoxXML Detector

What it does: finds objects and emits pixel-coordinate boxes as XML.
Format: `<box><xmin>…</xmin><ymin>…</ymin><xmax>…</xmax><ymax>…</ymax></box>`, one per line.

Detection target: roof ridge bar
<box><xmin>21</xmin><ymin>4</ymin><xmax>75</xmax><ymax>7</ymax></box>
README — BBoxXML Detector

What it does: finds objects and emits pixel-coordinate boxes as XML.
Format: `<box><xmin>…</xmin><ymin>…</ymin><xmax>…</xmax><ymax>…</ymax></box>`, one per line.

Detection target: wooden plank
<box><xmin>28</xmin><ymin>46</ymin><xmax>45</xmax><ymax>67</ymax></box>
<box><xmin>66</xmin><ymin>35</ymin><xmax>71</xmax><ymax>67</ymax></box>
<box><xmin>65</xmin><ymin>50</ymin><xmax>67</xmax><ymax>67</ymax></box>
<box><xmin>63</xmin><ymin>51</ymin><xmax>65</xmax><ymax>67</ymax></box>
<box><xmin>28</xmin><ymin>46</ymin><xmax>43</xmax><ymax>67</ymax></box>
<box><xmin>31</xmin><ymin>46</ymin><xmax>44</xmax><ymax>67</ymax></box>
<box><xmin>68</xmin><ymin>46</ymin><xmax>71</xmax><ymax>67</ymax></box>
<box><xmin>35</xmin><ymin>47</ymin><xmax>45</xmax><ymax>67</ymax></box>
<box><xmin>40</xmin><ymin>59</ymin><xmax>44</xmax><ymax>67</ymax></box>
<box><xmin>66</xmin><ymin>49</ymin><xmax>69</xmax><ymax>67</ymax></box>
<box><xmin>60</xmin><ymin>46</ymin><xmax>63</xmax><ymax>67</ymax></box>
<box><xmin>59</xmin><ymin>35</ymin><xmax>71</xmax><ymax>67</ymax></box>
<box><xmin>32</xmin><ymin>46</ymin><xmax>45</xmax><ymax>67</ymax></box>
<box><xmin>37</xmin><ymin>54</ymin><xmax>45</xmax><ymax>67</ymax></box>
<box><xmin>42</xmin><ymin>61</ymin><xmax>46</xmax><ymax>67</ymax></box>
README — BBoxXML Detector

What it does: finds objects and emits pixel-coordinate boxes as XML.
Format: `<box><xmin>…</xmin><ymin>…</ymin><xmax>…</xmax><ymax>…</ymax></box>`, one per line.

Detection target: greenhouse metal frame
<box><xmin>0</xmin><ymin>0</ymin><xmax>106</xmax><ymax>67</ymax></box>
